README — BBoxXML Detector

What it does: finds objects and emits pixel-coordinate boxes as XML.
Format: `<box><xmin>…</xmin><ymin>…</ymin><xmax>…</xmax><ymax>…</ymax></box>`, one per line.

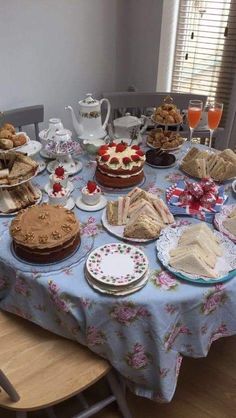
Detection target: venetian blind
<box><xmin>171</xmin><ymin>0</ymin><xmax>236</xmax><ymax>124</ymax></box>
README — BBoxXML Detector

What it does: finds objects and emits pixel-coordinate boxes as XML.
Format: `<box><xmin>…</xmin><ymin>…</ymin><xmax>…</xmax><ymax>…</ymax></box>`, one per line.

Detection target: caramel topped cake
<box><xmin>95</xmin><ymin>142</ymin><xmax>145</xmax><ymax>188</ymax></box>
<box><xmin>10</xmin><ymin>204</ymin><xmax>80</xmax><ymax>263</ymax></box>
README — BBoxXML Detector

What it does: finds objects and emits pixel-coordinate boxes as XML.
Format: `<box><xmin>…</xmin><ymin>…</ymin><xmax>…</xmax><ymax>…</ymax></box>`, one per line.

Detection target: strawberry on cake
<box><xmin>50</xmin><ymin>166</ymin><xmax>68</xmax><ymax>188</ymax></box>
<box><xmin>81</xmin><ymin>181</ymin><xmax>101</xmax><ymax>206</ymax></box>
<box><xmin>48</xmin><ymin>183</ymin><xmax>69</xmax><ymax>206</ymax></box>
<box><xmin>95</xmin><ymin>141</ymin><xmax>145</xmax><ymax>188</ymax></box>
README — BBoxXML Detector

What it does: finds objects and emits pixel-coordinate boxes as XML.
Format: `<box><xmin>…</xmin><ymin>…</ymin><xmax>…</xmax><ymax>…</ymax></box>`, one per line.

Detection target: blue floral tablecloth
<box><xmin>0</xmin><ymin>143</ymin><xmax>236</xmax><ymax>403</ymax></box>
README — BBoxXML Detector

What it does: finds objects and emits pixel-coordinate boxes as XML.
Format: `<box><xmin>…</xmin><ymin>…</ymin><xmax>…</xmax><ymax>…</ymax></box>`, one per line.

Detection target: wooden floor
<box><xmin>1</xmin><ymin>335</ymin><xmax>236</xmax><ymax>418</ymax></box>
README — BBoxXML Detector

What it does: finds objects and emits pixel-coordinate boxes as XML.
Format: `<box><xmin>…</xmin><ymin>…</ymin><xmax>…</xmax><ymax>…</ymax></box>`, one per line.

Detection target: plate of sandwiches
<box><xmin>0</xmin><ymin>152</ymin><xmax>39</xmax><ymax>187</ymax></box>
<box><xmin>214</xmin><ymin>205</ymin><xmax>236</xmax><ymax>243</ymax></box>
<box><xmin>156</xmin><ymin>223</ymin><xmax>236</xmax><ymax>284</ymax></box>
<box><xmin>102</xmin><ymin>186</ymin><xmax>175</xmax><ymax>242</ymax></box>
<box><xmin>0</xmin><ymin>182</ymin><xmax>42</xmax><ymax>215</ymax></box>
<box><xmin>180</xmin><ymin>147</ymin><xmax>236</xmax><ymax>182</ymax></box>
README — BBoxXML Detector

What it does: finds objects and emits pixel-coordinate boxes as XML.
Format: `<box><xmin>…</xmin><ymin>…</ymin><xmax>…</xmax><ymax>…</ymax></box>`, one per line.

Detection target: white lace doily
<box><xmin>156</xmin><ymin>225</ymin><xmax>236</xmax><ymax>282</ymax></box>
<box><xmin>214</xmin><ymin>205</ymin><xmax>236</xmax><ymax>244</ymax></box>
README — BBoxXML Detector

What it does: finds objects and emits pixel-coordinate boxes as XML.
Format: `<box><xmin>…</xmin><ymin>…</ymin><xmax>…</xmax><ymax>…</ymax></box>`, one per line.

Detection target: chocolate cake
<box><xmin>95</xmin><ymin>142</ymin><xmax>145</xmax><ymax>188</ymax></box>
<box><xmin>10</xmin><ymin>204</ymin><xmax>80</xmax><ymax>263</ymax></box>
<box><xmin>145</xmin><ymin>149</ymin><xmax>176</xmax><ymax>167</ymax></box>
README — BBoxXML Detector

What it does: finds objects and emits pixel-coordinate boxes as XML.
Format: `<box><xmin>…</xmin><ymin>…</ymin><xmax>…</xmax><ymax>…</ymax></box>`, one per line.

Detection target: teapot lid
<box><xmin>113</xmin><ymin>114</ymin><xmax>142</xmax><ymax>128</ymax></box>
<box><xmin>79</xmin><ymin>93</ymin><xmax>99</xmax><ymax>107</ymax></box>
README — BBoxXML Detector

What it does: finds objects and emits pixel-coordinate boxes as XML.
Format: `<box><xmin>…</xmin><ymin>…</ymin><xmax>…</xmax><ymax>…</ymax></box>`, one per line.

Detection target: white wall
<box><xmin>0</xmin><ymin>0</ymin><xmax>163</xmax><ymax>137</ymax></box>
<box><xmin>0</xmin><ymin>0</ymin><xmax>119</xmax><ymax>134</ymax></box>
<box><xmin>116</xmin><ymin>0</ymin><xmax>163</xmax><ymax>91</ymax></box>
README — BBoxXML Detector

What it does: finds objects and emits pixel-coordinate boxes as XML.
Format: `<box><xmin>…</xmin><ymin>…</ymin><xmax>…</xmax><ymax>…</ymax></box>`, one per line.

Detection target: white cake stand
<box><xmin>46</xmin><ymin>141</ymin><xmax>83</xmax><ymax>176</ymax></box>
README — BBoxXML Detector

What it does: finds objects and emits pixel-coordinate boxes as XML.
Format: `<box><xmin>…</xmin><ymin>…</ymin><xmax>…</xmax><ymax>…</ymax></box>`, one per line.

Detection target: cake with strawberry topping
<box><xmin>48</xmin><ymin>183</ymin><xmax>69</xmax><ymax>206</ymax></box>
<box><xmin>95</xmin><ymin>142</ymin><xmax>145</xmax><ymax>188</ymax></box>
<box><xmin>81</xmin><ymin>181</ymin><xmax>101</xmax><ymax>206</ymax></box>
<box><xmin>50</xmin><ymin>166</ymin><xmax>68</xmax><ymax>188</ymax></box>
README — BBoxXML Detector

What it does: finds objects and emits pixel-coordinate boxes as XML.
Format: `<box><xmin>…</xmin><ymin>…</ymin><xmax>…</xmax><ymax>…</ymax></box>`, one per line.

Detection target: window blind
<box><xmin>171</xmin><ymin>0</ymin><xmax>236</xmax><ymax>124</ymax></box>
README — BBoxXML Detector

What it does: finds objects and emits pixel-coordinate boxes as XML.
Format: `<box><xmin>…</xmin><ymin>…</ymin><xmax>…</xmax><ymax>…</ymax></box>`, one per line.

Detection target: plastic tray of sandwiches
<box><xmin>180</xmin><ymin>147</ymin><xmax>236</xmax><ymax>182</ymax></box>
<box><xmin>156</xmin><ymin>223</ymin><xmax>236</xmax><ymax>284</ymax></box>
<box><xmin>102</xmin><ymin>186</ymin><xmax>175</xmax><ymax>242</ymax></box>
<box><xmin>0</xmin><ymin>152</ymin><xmax>39</xmax><ymax>188</ymax></box>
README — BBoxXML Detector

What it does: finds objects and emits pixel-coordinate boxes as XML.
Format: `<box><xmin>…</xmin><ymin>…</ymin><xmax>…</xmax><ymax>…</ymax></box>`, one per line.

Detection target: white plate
<box><xmin>214</xmin><ymin>204</ymin><xmax>236</xmax><ymax>243</ymax></box>
<box><xmin>0</xmin><ymin>188</ymin><xmax>42</xmax><ymax>216</ymax></box>
<box><xmin>47</xmin><ymin>160</ymin><xmax>83</xmax><ymax>176</ymax></box>
<box><xmin>44</xmin><ymin>180</ymin><xmax>74</xmax><ymax>195</ymax></box>
<box><xmin>18</xmin><ymin>140</ymin><xmax>42</xmax><ymax>156</ymax></box>
<box><xmin>44</xmin><ymin>196</ymin><xmax>75</xmax><ymax>210</ymax></box>
<box><xmin>0</xmin><ymin>132</ymin><xmax>30</xmax><ymax>153</ymax></box>
<box><xmin>145</xmin><ymin>160</ymin><xmax>176</xmax><ymax>169</ymax></box>
<box><xmin>85</xmin><ymin>269</ymin><xmax>149</xmax><ymax>296</ymax></box>
<box><xmin>150</xmin><ymin>116</ymin><xmax>182</xmax><ymax>127</ymax></box>
<box><xmin>36</xmin><ymin>160</ymin><xmax>46</xmax><ymax>174</ymax></box>
<box><xmin>232</xmin><ymin>179</ymin><xmax>236</xmax><ymax>193</ymax></box>
<box><xmin>156</xmin><ymin>225</ymin><xmax>236</xmax><ymax>283</ymax></box>
<box><xmin>0</xmin><ymin>167</ymin><xmax>39</xmax><ymax>189</ymax></box>
<box><xmin>86</xmin><ymin>242</ymin><xmax>149</xmax><ymax>286</ymax></box>
<box><xmin>40</xmin><ymin>148</ymin><xmax>56</xmax><ymax>159</ymax></box>
<box><xmin>101</xmin><ymin>209</ymin><xmax>156</xmax><ymax>242</ymax></box>
<box><xmin>76</xmin><ymin>195</ymin><xmax>107</xmax><ymax>212</ymax></box>
<box><xmin>146</xmin><ymin>138</ymin><xmax>186</xmax><ymax>152</ymax></box>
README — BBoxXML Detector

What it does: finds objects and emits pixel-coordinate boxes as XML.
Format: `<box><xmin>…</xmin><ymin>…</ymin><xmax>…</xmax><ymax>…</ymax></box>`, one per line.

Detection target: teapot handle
<box><xmin>100</xmin><ymin>98</ymin><xmax>111</xmax><ymax>130</ymax></box>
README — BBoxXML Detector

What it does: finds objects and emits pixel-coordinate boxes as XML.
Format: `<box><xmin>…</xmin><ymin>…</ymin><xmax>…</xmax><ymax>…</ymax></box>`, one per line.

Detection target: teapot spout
<box><xmin>65</xmin><ymin>106</ymin><xmax>83</xmax><ymax>137</ymax></box>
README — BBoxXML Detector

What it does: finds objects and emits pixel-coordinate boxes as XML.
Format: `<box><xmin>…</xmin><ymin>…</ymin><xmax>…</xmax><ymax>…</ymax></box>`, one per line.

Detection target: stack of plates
<box><xmin>85</xmin><ymin>243</ymin><xmax>149</xmax><ymax>296</ymax></box>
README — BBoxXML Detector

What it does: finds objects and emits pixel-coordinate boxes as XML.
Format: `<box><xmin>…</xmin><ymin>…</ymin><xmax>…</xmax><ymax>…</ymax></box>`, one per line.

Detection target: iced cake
<box><xmin>10</xmin><ymin>204</ymin><xmax>80</xmax><ymax>263</ymax></box>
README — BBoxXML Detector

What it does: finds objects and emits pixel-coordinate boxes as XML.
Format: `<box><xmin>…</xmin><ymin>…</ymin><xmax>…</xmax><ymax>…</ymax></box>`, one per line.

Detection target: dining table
<box><xmin>0</xmin><ymin>140</ymin><xmax>236</xmax><ymax>403</ymax></box>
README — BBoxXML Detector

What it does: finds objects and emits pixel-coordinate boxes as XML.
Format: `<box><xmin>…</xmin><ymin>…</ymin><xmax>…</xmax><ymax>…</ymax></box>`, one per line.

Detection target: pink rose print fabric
<box><xmin>1</xmin><ymin>142</ymin><xmax>236</xmax><ymax>405</ymax></box>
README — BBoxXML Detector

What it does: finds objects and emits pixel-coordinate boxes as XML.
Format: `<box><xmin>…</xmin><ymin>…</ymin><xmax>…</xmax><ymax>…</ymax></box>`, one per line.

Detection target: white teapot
<box><xmin>113</xmin><ymin>113</ymin><xmax>149</xmax><ymax>145</ymax></box>
<box><xmin>66</xmin><ymin>93</ymin><xmax>111</xmax><ymax>141</ymax></box>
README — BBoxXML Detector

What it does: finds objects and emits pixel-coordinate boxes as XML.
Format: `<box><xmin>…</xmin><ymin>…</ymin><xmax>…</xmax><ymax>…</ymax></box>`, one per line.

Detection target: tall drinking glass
<box><xmin>187</xmin><ymin>100</ymin><xmax>203</xmax><ymax>145</ymax></box>
<box><xmin>207</xmin><ymin>102</ymin><xmax>223</xmax><ymax>149</ymax></box>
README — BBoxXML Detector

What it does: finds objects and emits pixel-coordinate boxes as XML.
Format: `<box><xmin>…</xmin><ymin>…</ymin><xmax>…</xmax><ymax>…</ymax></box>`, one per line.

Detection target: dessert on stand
<box><xmin>0</xmin><ymin>123</ymin><xmax>29</xmax><ymax>151</ymax></box>
<box><xmin>46</xmin><ymin>129</ymin><xmax>83</xmax><ymax>176</ymax></box>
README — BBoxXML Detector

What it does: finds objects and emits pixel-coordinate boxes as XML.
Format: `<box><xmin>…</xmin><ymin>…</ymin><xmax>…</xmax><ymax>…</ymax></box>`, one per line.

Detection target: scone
<box><xmin>0</xmin><ymin>138</ymin><xmax>14</xmax><ymax>150</ymax></box>
<box><xmin>2</xmin><ymin>123</ymin><xmax>16</xmax><ymax>134</ymax></box>
<box><xmin>0</xmin><ymin>129</ymin><xmax>13</xmax><ymax>140</ymax></box>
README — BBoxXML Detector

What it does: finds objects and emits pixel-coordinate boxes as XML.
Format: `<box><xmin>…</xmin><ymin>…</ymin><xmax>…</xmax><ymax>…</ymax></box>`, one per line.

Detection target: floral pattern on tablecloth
<box><xmin>1</xmin><ymin>144</ymin><xmax>236</xmax><ymax>403</ymax></box>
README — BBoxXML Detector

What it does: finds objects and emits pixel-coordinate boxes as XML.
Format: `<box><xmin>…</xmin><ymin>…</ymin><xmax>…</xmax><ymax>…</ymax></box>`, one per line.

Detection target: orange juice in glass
<box><xmin>187</xmin><ymin>100</ymin><xmax>203</xmax><ymax>145</ymax></box>
<box><xmin>207</xmin><ymin>102</ymin><xmax>223</xmax><ymax>149</ymax></box>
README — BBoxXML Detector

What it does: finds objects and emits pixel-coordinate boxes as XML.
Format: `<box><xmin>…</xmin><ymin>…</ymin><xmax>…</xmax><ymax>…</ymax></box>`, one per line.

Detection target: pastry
<box><xmin>12</xmin><ymin>134</ymin><xmax>27</xmax><ymax>147</ymax></box>
<box><xmin>50</xmin><ymin>166</ymin><xmax>69</xmax><ymax>188</ymax></box>
<box><xmin>152</xmin><ymin>97</ymin><xmax>183</xmax><ymax>125</ymax></box>
<box><xmin>0</xmin><ymin>138</ymin><xmax>14</xmax><ymax>150</ymax></box>
<box><xmin>0</xmin><ymin>129</ymin><xmax>13</xmax><ymax>140</ymax></box>
<box><xmin>2</xmin><ymin>123</ymin><xmax>16</xmax><ymax>134</ymax></box>
<box><xmin>10</xmin><ymin>204</ymin><xmax>80</xmax><ymax>263</ymax></box>
<box><xmin>147</xmin><ymin>129</ymin><xmax>184</xmax><ymax>149</ymax></box>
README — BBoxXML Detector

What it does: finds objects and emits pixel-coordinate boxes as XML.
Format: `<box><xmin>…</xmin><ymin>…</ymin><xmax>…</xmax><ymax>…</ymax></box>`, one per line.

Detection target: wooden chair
<box><xmin>102</xmin><ymin>91</ymin><xmax>208</xmax><ymax>119</ymax></box>
<box><xmin>1</xmin><ymin>105</ymin><xmax>44</xmax><ymax>141</ymax></box>
<box><xmin>0</xmin><ymin>310</ymin><xmax>132</xmax><ymax>418</ymax></box>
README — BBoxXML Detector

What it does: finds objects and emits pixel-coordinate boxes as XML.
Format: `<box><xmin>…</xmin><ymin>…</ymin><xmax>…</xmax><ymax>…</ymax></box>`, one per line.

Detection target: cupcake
<box><xmin>48</xmin><ymin>183</ymin><xmax>69</xmax><ymax>206</ymax></box>
<box><xmin>81</xmin><ymin>181</ymin><xmax>101</xmax><ymax>206</ymax></box>
<box><xmin>50</xmin><ymin>166</ymin><xmax>68</xmax><ymax>188</ymax></box>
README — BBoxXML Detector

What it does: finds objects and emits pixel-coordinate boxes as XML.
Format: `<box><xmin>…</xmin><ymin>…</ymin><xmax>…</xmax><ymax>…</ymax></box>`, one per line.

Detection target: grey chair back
<box><xmin>102</xmin><ymin>91</ymin><xmax>208</xmax><ymax>120</ymax></box>
<box><xmin>1</xmin><ymin>105</ymin><xmax>44</xmax><ymax>141</ymax></box>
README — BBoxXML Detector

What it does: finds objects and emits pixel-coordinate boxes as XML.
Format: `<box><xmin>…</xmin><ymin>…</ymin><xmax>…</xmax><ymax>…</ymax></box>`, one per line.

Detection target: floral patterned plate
<box><xmin>214</xmin><ymin>204</ymin><xmax>236</xmax><ymax>243</ymax></box>
<box><xmin>86</xmin><ymin>243</ymin><xmax>149</xmax><ymax>286</ymax></box>
<box><xmin>101</xmin><ymin>210</ymin><xmax>156</xmax><ymax>242</ymax></box>
<box><xmin>156</xmin><ymin>225</ymin><xmax>236</xmax><ymax>284</ymax></box>
<box><xmin>85</xmin><ymin>268</ymin><xmax>149</xmax><ymax>296</ymax></box>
